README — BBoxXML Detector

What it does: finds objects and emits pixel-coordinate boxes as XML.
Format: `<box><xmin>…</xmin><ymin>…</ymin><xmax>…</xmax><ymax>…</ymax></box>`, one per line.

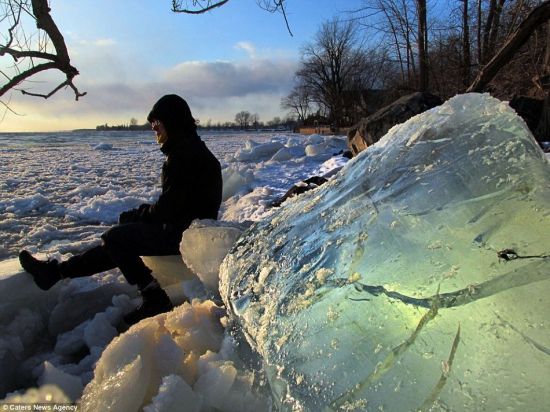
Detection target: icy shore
<box><xmin>0</xmin><ymin>131</ymin><xmax>348</xmax><ymax>410</ymax></box>
<box><xmin>2</xmin><ymin>94</ymin><xmax>549</xmax><ymax>411</ymax></box>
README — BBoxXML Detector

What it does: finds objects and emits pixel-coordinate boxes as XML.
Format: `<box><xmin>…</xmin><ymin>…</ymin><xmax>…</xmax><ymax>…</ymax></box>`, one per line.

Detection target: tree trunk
<box><xmin>482</xmin><ymin>0</ymin><xmax>498</xmax><ymax>63</ymax></box>
<box><xmin>462</xmin><ymin>0</ymin><xmax>472</xmax><ymax>86</ymax></box>
<box><xmin>467</xmin><ymin>1</ymin><xmax>550</xmax><ymax>93</ymax></box>
<box><xmin>477</xmin><ymin>0</ymin><xmax>483</xmax><ymax>64</ymax></box>
<box><xmin>416</xmin><ymin>0</ymin><xmax>429</xmax><ymax>91</ymax></box>
<box><xmin>535</xmin><ymin>20</ymin><xmax>550</xmax><ymax>141</ymax></box>
<box><xmin>488</xmin><ymin>0</ymin><xmax>506</xmax><ymax>53</ymax></box>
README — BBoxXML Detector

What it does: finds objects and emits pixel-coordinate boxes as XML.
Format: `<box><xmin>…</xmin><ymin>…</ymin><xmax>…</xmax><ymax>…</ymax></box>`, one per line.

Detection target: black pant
<box><xmin>59</xmin><ymin>223</ymin><xmax>183</xmax><ymax>289</ymax></box>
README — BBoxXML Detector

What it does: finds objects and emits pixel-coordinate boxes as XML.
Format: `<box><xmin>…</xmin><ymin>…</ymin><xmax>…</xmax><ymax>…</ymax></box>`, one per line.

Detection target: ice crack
<box><xmin>340</xmin><ymin>259</ymin><xmax>548</xmax><ymax>311</ymax></box>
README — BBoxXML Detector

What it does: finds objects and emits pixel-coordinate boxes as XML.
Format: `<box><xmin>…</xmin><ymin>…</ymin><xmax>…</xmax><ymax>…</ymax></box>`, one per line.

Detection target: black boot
<box><xmin>123</xmin><ymin>280</ymin><xmax>174</xmax><ymax>325</ymax></box>
<box><xmin>19</xmin><ymin>250</ymin><xmax>62</xmax><ymax>290</ymax></box>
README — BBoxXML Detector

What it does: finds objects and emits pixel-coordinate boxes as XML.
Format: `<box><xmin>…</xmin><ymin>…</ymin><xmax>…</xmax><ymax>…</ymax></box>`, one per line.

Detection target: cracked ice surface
<box><xmin>220</xmin><ymin>93</ymin><xmax>550</xmax><ymax>411</ymax></box>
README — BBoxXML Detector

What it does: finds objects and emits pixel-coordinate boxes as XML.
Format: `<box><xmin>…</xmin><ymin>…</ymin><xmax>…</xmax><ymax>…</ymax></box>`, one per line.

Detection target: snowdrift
<box><xmin>220</xmin><ymin>94</ymin><xmax>550</xmax><ymax>411</ymax></box>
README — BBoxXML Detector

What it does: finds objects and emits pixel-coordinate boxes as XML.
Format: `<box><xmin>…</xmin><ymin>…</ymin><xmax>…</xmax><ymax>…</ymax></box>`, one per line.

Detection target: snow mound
<box><xmin>233</xmin><ymin>140</ymin><xmax>284</xmax><ymax>162</ymax></box>
<box><xmin>0</xmin><ymin>194</ymin><xmax>51</xmax><ymax>215</ymax></box>
<box><xmin>37</xmin><ymin>361</ymin><xmax>83</xmax><ymax>401</ymax></box>
<box><xmin>220</xmin><ymin>93</ymin><xmax>550</xmax><ymax>411</ymax></box>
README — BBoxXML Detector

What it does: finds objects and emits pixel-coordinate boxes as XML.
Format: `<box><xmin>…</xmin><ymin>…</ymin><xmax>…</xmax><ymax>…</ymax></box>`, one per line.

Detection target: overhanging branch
<box><xmin>0</xmin><ymin>61</ymin><xmax>57</xmax><ymax>97</ymax></box>
<box><xmin>171</xmin><ymin>0</ymin><xmax>229</xmax><ymax>14</ymax></box>
<box><xmin>468</xmin><ymin>1</ymin><xmax>550</xmax><ymax>92</ymax></box>
<box><xmin>0</xmin><ymin>0</ymin><xmax>85</xmax><ymax>101</ymax></box>
<box><xmin>257</xmin><ymin>0</ymin><xmax>293</xmax><ymax>36</ymax></box>
<box><xmin>20</xmin><ymin>78</ymin><xmax>87</xmax><ymax>100</ymax></box>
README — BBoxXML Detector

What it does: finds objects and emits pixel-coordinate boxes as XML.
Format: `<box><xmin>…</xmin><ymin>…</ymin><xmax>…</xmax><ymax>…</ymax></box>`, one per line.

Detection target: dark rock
<box><xmin>347</xmin><ymin>92</ymin><xmax>443</xmax><ymax>156</ymax></box>
<box><xmin>270</xmin><ymin>176</ymin><xmax>329</xmax><ymax>208</ymax></box>
<box><xmin>509</xmin><ymin>95</ymin><xmax>550</xmax><ymax>146</ymax></box>
<box><xmin>509</xmin><ymin>96</ymin><xmax>543</xmax><ymax>135</ymax></box>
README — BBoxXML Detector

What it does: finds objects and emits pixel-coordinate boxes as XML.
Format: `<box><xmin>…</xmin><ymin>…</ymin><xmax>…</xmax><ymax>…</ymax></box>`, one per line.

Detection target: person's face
<box><xmin>151</xmin><ymin>119</ymin><xmax>168</xmax><ymax>145</ymax></box>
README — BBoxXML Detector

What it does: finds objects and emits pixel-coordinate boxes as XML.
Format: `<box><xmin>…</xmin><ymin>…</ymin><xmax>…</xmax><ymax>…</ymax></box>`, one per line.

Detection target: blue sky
<box><xmin>1</xmin><ymin>1</ymin><xmax>364</xmax><ymax>132</ymax></box>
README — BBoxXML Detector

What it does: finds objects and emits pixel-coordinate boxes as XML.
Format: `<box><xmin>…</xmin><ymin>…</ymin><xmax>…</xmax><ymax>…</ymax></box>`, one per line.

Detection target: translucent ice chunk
<box><xmin>220</xmin><ymin>93</ymin><xmax>550</xmax><ymax>411</ymax></box>
<box><xmin>180</xmin><ymin>219</ymin><xmax>248</xmax><ymax>292</ymax></box>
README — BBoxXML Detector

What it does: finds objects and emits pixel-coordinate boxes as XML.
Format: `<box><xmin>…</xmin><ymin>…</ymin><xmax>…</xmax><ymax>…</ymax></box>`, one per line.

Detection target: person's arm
<box><xmin>138</xmin><ymin>159</ymin><xmax>194</xmax><ymax>225</ymax></box>
<box><xmin>118</xmin><ymin>203</ymin><xmax>151</xmax><ymax>224</ymax></box>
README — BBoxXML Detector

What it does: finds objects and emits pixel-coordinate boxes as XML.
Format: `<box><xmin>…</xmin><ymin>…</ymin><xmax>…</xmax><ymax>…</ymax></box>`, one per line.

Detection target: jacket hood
<box><xmin>147</xmin><ymin>94</ymin><xmax>197</xmax><ymax>138</ymax></box>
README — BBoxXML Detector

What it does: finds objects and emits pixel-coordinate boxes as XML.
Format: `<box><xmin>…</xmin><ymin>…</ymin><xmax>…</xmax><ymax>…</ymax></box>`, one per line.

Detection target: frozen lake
<box><xmin>0</xmin><ymin>130</ymin><xmax>346</xmax><ymax>260</ymax></box>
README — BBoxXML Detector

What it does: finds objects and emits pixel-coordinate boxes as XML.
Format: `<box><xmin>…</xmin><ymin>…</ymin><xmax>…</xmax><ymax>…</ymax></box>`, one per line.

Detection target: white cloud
<box><xmin>162</xmin><ymin>58</ymin><xmax>298</xmax><ymax>98</ymax></box>
<box><xmin>0</xmin><ymin>56</ymin><xmax>299</xmax><ymax>131</ymax></box>
<box><xmin>93</xmin><ymin>38</ymin><xmax>116</xmax><ymax>47</ymax></box>
<box><xmin>74</xmin><ymin>38</ymin><xmax>116</xmax><ymax>47</ymax></box>
<box><xmin>234</xmin><ymin>41</ymin><xmax>257</xmax><ymax>58</ymax></box>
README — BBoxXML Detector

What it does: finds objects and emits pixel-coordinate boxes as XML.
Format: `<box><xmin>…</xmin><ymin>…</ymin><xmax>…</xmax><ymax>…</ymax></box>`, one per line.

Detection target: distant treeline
<box><xmin>95</xmin><ymin>122</ymin><xmax>294</xmax><ymax>132</ymax></box>
<box><xmin>96</xmin><ymin>123</ymin><xmax>150</xmax><ymax>131</ymax></box>
<box><xmin>96</xmin><ymin>114</ymin><xmax>298</xmax><ymax>132</ymax></box>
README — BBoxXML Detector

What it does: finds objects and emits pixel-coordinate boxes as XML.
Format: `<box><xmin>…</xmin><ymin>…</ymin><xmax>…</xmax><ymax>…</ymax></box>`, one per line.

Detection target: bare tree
<box><xmin>281</xmin><ymin>82</ymin><xmax>312</xmax><ymax>123</ymax></box>
<box><xmin>0</xmin><ymin>0</ymin><xmax>86</xmax><ymax>104</ymax></box>
<box><xmin>235</xmin><ymin>110</ymin><xmax>252</xmax><ymax>128</ymax></box>
<box><xmin>250</xmin><ymin>112</ymin><xmax>260</xmax><ymax>128</ymax></box>
<box><xmin>352</xmin><ymin>0</ymin><xmax>419</xmax><ymax>89</ymax></box>
<box><xmin>297</xmin><ymin>18</ymin><xmax>370</xmax><ymax>126</ymax></box>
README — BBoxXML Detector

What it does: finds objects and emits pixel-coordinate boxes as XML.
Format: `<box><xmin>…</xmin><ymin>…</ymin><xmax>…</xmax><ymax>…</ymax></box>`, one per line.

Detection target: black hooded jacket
<box><xmin>134</xmin><ymin>95</ymin><xmax>222</xmax><ymax>230</ymax></box>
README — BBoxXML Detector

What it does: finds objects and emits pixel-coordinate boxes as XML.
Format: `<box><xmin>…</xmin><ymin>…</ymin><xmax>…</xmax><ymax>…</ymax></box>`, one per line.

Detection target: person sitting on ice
<box><xmin>19</xmin><ymin>94</ymin><xmax>223</xmax><ymax>325</ymax></box>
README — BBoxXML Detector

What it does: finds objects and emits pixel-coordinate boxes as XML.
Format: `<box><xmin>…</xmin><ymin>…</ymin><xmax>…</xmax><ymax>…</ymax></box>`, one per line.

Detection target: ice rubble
<box><xmin>79</xmin><ymin>300</ymin><xmax>270</xmax><ymax>411</ymax></box>
<box><xmin>0</xmin><ymin>219</ymin><xmax>256</xmax><ymax>409</ymax></box>
<box><xmin>220</xmin><ymin>94</ymin><xmax>550</xmax><ymax>411</ymax></box>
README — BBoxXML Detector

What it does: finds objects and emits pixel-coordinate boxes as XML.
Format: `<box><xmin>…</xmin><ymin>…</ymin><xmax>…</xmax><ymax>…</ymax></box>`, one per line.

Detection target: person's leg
<box><xmin>100</xmin><ymin>222</ymin><xmax>182</xmax><ymax>324</ymax></box>
<box><xmin>21</xmin><ymin>222</ymin><xmax>181</xmax><ymax>322</ymax></box>
<box><xmin>100</xmin><ymin>222</ymin><xmax>181</xmax><ymax>288</ymax></box>
<box><xmin>59</xmin><ymin>244</ymin><xmax>117</xmax><ymax>278</ymax></box>
<box><xmin>20</xmin><ymin>243</ymin><xmax>118</xmax><ymax>290</ymax></box>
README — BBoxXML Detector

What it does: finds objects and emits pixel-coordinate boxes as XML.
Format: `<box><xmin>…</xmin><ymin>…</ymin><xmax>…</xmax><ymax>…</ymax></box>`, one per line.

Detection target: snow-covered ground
<box><xmin>0</xmin><ymin>129</ymin><xmax>348</xmax><ymax>409</ymax></box>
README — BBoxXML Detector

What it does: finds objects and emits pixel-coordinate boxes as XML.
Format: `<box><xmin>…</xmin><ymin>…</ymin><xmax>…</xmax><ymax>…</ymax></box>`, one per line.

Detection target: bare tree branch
<box><xmin>0</xmin><ymin>61</ymin><xmax>57</xmax><ymax>97</ymax></box>
<box><xmin>257</xmin><ymin>0</ymin><xmax>293</xmax><ymax>36</ymax></box>
<box><xmin>171</xmin><ymin>0</ymin><xmax>229</xmax><ymax>14</ymax></box>
<box><xmin>468</xmin><ymin>0</ymin><xmax>550</xmax><ymax>92</ymax></box>
<box><xmin>20</xmin><ymin>77</ymin><xmax>87</xmax><ymax>100</ymax></box>
<box><xmin>0</xmin><ymin>0</ymin><xmax>85</xmax><ymax>101</ymax></box>
<box><xmin>171</xmin><ymin>1</ymin><xmax>293</xmax><ymax>35</ymax></box>
<box><xmin>0</xmin><ymin>47</ymin><xmax>58</xmax><ymax>61</ymax></box>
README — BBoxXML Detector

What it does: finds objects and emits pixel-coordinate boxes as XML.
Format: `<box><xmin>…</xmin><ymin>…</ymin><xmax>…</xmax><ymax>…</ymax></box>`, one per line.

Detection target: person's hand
<box><xmin>118</xmin><ymin>209</ymin><xmax>139</xmax><ymax>224</ymax></box>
